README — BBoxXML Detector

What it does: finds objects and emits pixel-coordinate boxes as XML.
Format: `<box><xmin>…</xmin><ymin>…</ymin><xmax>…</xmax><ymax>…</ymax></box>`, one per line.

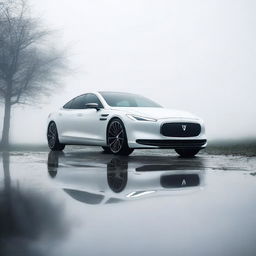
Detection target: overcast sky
<box><xmin>1</xmin><ymin>0</ymin><xmax>256</xmax><ymax>144</ymax></box>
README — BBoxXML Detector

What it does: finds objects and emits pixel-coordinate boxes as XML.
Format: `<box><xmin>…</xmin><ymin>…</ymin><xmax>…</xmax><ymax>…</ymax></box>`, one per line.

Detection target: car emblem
<box><xmin>182</xmin><ymin>125</ymin><xmax>187</xmax><ymax>131</ymax></box>
<box><xmin>181</xmin><ymin>179</ymin><xmax>187</xmax><ymax>186</ymax></box>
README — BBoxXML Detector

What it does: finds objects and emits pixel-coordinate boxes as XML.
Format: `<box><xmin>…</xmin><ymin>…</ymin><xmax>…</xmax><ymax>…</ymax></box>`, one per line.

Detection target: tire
<box><xmin>102</xmin><ymin>146</ymin><xmax>112</xmax><ymax>154</ymax></box>
<box><xmin>107</xmin><ymin>118</ymin><xmax>134</xmax><ymax>156</ymax></box>
<box><xmin>47</xmin><ymin>122</ymin><xmax>65</xmax><ymax>151</ymax></box>
<box><xmin>175</xmin><ymin>148</ymin><xmax>201</xmax><ymax>158</ymax></box>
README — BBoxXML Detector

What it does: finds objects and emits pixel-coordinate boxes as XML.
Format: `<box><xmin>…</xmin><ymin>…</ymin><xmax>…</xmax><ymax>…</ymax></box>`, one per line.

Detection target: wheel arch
<box><xmin>106</xmin><ymin>116</ymin><xmax>127</xmax><ymax>145</ymax></box>
<box><xmin>47</xmin><ymin>120</ymin><xmax>57</xmax><ymax>131</ymax></box>
<box><xmin>48</xmin><ymin>120</ymin><xmax>55</xmax><ymax>126</ymax></box>
<box><xmin>47</xmin><ymin>120</ymin><xmax>61</xmax><ymax>139</ymax></box>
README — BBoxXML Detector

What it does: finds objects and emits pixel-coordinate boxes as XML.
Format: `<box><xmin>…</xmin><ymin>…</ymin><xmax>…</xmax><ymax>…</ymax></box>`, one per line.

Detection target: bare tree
<box><xmin>0</xmin><ymin>0</ymin><xmax>67</xmax><ymax>148</ymax></box>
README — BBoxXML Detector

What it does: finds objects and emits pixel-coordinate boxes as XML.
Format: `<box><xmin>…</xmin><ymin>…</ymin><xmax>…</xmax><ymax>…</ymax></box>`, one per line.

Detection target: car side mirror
<box><xmin>85</xmin><ymin>103</ymin><xmax>100</xmax><ymax>111</ymax></box>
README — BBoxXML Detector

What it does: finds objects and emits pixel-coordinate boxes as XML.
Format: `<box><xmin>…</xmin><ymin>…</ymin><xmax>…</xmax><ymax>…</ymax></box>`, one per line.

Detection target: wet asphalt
<box><xmin>0</xmin><ymin>147</ymin><xmax>256</xmax><ymax>256</ymax></box>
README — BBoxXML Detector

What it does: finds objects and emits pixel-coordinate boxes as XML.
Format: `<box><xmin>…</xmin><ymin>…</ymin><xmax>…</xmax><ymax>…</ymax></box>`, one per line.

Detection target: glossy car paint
<box><xmin>47</xmin><ymin>92</ymin><xmax>207</xmax><ymax>149</ymax></box>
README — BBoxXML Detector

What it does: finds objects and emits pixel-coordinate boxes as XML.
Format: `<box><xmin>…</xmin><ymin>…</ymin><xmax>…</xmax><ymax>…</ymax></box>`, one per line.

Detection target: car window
<box><xmin>70</xmin><ymin>95</ymin><xmax>88</xmax><ymax>109</ymax></box>
<box><xmin>116</xmin><ymin>100</ymin><xmax>130</xmax><ymax>107</ymax></box>
<box><xmin>99</xmin><ymin>92</ymin><xmax>162</xmax><ymax>108</ymax></box>
<box><xmin>63</xmin><ymin>99</ymin><xmax>73</xmax><ymax>109</ymax></box>
<box><xmin>86</xmin><ymin>94</ymin><xmax>103</xmax><ymax>108</ymax></box>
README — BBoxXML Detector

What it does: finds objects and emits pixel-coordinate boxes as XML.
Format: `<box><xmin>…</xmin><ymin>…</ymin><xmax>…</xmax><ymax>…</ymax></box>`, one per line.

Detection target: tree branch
<box><xmin>0</xmin><ymin>0</ymin><xmax>68</xmax><ymax>107</ymax></box>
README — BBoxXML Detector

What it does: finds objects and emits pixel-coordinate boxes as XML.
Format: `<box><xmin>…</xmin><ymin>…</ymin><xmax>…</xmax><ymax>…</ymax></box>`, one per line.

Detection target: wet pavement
<box><xmin>0</xmin><ymin>147</ymin><xmax>256</xmax><ymax>256</ymax></box>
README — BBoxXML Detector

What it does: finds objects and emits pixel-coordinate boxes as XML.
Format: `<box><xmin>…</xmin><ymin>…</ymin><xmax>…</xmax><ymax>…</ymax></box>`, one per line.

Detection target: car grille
<box><xmin>161</xmin><ymin>122</ymin><xmax>201</xmax><ymax>137</ymax></box>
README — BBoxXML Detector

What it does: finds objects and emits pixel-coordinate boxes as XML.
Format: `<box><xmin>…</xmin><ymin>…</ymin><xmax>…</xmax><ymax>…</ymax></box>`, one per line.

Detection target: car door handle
<box><xmin>77</xmin><ymin>113</ymin><xmax>83</xmax><ymax>117</ymax></box>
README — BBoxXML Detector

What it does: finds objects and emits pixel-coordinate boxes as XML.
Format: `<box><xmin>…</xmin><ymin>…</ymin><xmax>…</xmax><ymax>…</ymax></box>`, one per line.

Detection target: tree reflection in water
<box><xmin>0</xmin><ymin>152</ymin><xmax>70</xmax><ymax>256</ymax></box>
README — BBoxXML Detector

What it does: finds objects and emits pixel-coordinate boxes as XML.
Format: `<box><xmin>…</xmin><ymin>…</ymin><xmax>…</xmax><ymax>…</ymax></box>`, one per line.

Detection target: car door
<box><xmin>57</xmin><ymin>95</ymin><xmax>87</xmax><ymax>143</ymax></box>
<box><xmin>60</xmin><ymin>94</ymin><xmax>106</xmax><ymax>145</ymax></box>
<box><xmin>75</xmin><ymin>93</ymin><xmax>106</xmax><ymax>145</ymax></box>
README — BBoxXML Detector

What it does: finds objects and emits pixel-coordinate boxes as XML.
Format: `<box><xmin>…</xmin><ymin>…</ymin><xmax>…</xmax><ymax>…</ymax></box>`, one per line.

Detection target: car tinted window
<box><xmin>86</xmin><ymin>94</ymin><xmax>103</xmax><ymax>108</ymax></box>
<box><xmin>99</xmin><ymin>92</ymin><xmax>162</xmax><ymax>107</ymax></box>
<box><xmin>63</xmin><ymin>99</ymin><xmax>73</xmax><ymax>109</ymax></box>
<box><xmin>70</xmin><ymin>95</ymin><xmax>88</xmax><ymax>109</ymax></box>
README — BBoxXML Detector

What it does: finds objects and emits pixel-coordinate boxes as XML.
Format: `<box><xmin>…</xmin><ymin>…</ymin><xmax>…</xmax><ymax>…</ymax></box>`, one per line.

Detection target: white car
<box><xmin>47</xmin><ymin>91</ymin><xmax>207</xmax><ymax>157</ymax></box>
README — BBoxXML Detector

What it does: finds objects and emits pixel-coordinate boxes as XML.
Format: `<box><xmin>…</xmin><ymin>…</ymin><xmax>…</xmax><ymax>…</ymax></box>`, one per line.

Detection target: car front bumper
<box><xmin>125</xmin><ymin>117</ymin><xmax>207</xmax><ymax>149</ymax></box>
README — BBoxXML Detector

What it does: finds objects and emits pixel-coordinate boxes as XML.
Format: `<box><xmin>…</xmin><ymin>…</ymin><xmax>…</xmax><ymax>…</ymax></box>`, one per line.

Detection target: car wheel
<box><xmin>47</xmin><ymin>122</ymin><xmax>65</xmax><ymax>151</ymax></box>
<box><xmin>175</xmin><ymin>148</ymin><xmax>201</xmax><ymax>158</ymax></box>
<box><xmin>107</xmin><ymin>118</ymin><xmax>134</xmax><ymax>156</ymax></box>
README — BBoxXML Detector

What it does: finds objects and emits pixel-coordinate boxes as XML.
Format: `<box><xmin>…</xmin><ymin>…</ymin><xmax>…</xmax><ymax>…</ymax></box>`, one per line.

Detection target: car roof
<box><xmin>97</xmin><ymin>91</ymin><xmax>139</xmax><ymax>95</ymax></box>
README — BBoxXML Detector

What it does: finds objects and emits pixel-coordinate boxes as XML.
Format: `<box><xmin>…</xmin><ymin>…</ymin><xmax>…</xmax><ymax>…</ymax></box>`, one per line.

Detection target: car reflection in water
<box><xmin>47</xmin><ymin>151</ymin><xmax>205</xmax><ymax>205</ymax></box>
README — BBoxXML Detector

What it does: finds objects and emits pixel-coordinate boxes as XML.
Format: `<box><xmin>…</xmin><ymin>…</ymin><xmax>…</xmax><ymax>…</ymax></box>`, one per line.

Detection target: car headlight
<box><xmin>126</xmin><ymin>114</ymin><xmax>157</xmax><ymax>122</ymax></box>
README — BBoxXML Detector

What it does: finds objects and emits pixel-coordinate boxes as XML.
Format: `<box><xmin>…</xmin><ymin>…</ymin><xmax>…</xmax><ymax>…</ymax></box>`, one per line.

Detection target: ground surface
<box><xmin>0</xmin><ymin>147</ymin><xmax>256</xmax><ymax>256</ymax></box>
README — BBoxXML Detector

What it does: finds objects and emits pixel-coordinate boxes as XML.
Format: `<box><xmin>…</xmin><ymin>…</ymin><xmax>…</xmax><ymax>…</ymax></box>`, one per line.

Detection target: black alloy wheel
<box><xmin>47</xmin><ymin>122</ymin><xmax>65</xmax><ymax>151</ymax></box>
<box><xmin>107</xmin><ymin>118</ymin><xmax>134</xmax><ymax>155</ymax></box>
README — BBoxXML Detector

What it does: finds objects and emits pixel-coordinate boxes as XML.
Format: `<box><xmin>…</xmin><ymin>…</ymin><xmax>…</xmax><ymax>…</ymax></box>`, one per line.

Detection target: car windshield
<box><xmin>99</xmin><ymin>92</ymin><xmax>162</xmax><ymax>108</ymax></box>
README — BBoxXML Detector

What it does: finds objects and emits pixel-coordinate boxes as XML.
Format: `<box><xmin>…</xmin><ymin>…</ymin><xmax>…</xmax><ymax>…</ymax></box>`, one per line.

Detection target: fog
<box><xmin>1</xmin><ymin>0</ymin><xmax>256</xmax><ymax>144</ymax></box>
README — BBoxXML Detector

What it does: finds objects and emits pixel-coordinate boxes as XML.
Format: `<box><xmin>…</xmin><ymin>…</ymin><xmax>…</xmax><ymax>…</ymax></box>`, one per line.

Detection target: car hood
<box><xmin>111</xmin><ymin>107</ymin><xmax>200</xmax><ymax>120</ymax></box>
